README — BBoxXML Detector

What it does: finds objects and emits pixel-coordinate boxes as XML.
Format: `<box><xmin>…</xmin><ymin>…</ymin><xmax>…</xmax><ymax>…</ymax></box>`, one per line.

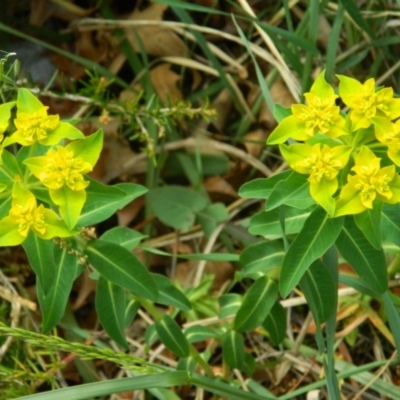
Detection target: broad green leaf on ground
<box><xmin>262</xmin><ymin>302</ymin><xmax>286</xmax><ymax>345</ymax></box>
<box><xmin>336</xmin><ymin>216</ymin><xmax>387</xmax><ymax>295</ymax></box>
<box><xmin>238</xmin><ymin>170</ymin><xmax>291</xmax><ymax>199</ymax></box>
<box><xmin>266</xmin><ymin>171</ymin><xmax>315</xmax><ymax>211</ymax></box>
<box><xmin>248</xmin><ymin>207</ymin><xmax>311</xmax><ymax>239</ymax></box>
<box><xmin>238</xmin><ymin>240</ymin><xmax>284</xmax><ymax>279</ymax></box>
<box><xmin>39</xmin><ymin>244</ymin><xmax>79</xmax><ymax>333</ymax></box>
<box><xmin>152</xmin><ymin>274</ymin><xmax>191</xmax><ymax>311</ymax></box>
<box><xmin>78</xmin><ymin>179</ymin><xmax>147</xmax><ymax>226</ymax></box>
<box><xmin>299</xmin><ymin>259</ymin><xmax>337</xmax><ymax>324</ymax></box>
<box><xmin>354</xmin><ymin>203</ymin><xmax>382</xmax><ymax>249</ymax></box>
<box><xmin>222</xmin><ymin>330</ymin><xmax>245</xmax><ymax>369</ymax></box>
<box><xmin>196</xmin><ymin>202</ymin><xmax>228</xmax><ymax>237</ymax></box>
<box><xmin>218</xmin><ymin>294</ymin><xmax>242</xmax><ymax>318</ymax></box>
<box><xmin>23</xmin><ymin>234</ymin><xmax>56</xmax><ymax>294</ymax></box>
<box><xmin>234</xmin><ymin>277</ymin><xmax>278</xmax><ymax>332</ymax></box>
<box><xmin>95</xmin><ymin>276</ymin><xmax>128</xmax><ymax>349</ymax></box>
<box><xmin>85</xmin><ymin>239</ymin><xmax>158</xmax><ymax>301</ymax></box>
<box><xmin>155</xmin><ymin>315</ymin><xmax>190</xmax><ymax>358</ymax></box>
<box><xmin>280</xmin><ymin>207</ymin><xmax>344</xmax><ymax>297</ymax></box>
<box><xmin>100</xmin><ymin>227</ymin><xmax>146</xmax><ymax>250</ymax></box>
<box><xmin>147</xmin><ymin>185</ymin><xmax>209</xmax><ymax>231</ymax></box>
<box><xmin>381</xmin><ymin>203</ymin><xmax>400</xmax><ymax>246</ymax></box>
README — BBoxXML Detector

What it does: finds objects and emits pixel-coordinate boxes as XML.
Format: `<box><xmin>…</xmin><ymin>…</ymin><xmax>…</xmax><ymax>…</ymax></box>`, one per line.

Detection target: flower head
<box><xmin>3</xmin><ymin>88</ymin><xmax>84</xmax><ymax>147</ymax></box>
<box><xmin>0</xmin><ymin>182</ymin><xmax>74</xmax><ymax>246</ymax></box>
<box><xmin>335</xmin><ymin>146</ymin><xmax>400</xmax><ymax>216</ymax></box>
<box><xmin>268</xmin><ymin>71</ymin><xmax>347</xmax><ymax>144</ymax></box>
<box><xmin>24</xmin><ymin>130</ymin><xmax>103</xmax><ymax>229</ymax></box>
<box><xmin>338</xmin><ymin>76</ymin><xmax>400</xmax><ymax>131</ymax></box>
<box><xmin>373</xmin><ymin>117</ymin><xmax>400</xmax><ymax>166</ymax></box>
<box><xmin>32</xmin><ymin>146</ymin><xmax>92</xmax><ymax>191</ymax></box>
<box><xmin>280</xmin><ymin>143</ymin><xmax>351</xmax><ymax>215</ymax></box>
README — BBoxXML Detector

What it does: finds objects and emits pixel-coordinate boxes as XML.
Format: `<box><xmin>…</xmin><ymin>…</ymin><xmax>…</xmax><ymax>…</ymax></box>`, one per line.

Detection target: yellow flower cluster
<box><xmin>268</xmin><ymin>71</ymin><xmax>400</xmax><ymax>217</ymax></box>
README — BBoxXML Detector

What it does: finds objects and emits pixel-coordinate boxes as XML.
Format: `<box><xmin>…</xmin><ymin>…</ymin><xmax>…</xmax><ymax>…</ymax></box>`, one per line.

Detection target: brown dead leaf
<box><xmin>242</xmin><ymin>128</ymin><xmax>267</xmax><ymax>159</ymax></box>
<box><xmin>210</xmin><ymin>88</ymin><xmax>233</xmax><ymax>132</ymax></box>
<box><xmin>151</xmin><ymin>63</ymin><xmax>183</xmax><ymax>103</ymax></box>
<box><xmin>125</xmin><ymin>3</ymin><xmax>187</xmax><ymax>58</ymax></box>
<box><xmin>175</xmin><ymin>260</ymin><xmax>234</xmax><ymax>291</ymax></box>
<box><xmin>204</xmin><ymin>175</ymin><xmax>238</xmax><ymax>202</ymax></box>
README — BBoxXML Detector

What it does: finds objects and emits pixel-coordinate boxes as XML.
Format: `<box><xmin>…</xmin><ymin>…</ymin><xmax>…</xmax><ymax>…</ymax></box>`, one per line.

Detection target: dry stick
<box><xmin>351</xmin><ymin>350</ymin><xmax>398</xmax><ymax>400</ymax></box>
<box><xmin>115</xmin><ymin>137</ymin><xmax>272</xmax><ymax>182</ymax></box>
<box><xmin>74</xmin><ymin>18</ymin><xmax>298</xmax><ymax>99</ymax></box>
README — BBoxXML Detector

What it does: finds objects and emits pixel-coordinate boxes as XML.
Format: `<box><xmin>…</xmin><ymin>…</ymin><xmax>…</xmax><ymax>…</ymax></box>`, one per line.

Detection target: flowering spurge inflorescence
<box><xmin>0</xmin><ymin>88</ymin><xmax>103</xmax><ymax>245</ymax></box>
<box><xmin>267</xmin><ymin>71</ymin><xmax>400</xmax><ymax>217</ymax></box>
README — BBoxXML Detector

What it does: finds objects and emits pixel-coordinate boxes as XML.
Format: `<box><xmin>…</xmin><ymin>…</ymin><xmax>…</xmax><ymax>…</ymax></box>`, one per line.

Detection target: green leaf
<box><xmin>238</xmin><ymin>240</ymin><xmax>284</xmax><ymax>279</ymax></box>
<box><xmin>51</xmin><ymin>186</ymin><xmax>86</xmax><ymax>229</ymax></box>
<box><xmin>100</xmin><ymin>227</ymin><xmax>146</xmax><ymax>250</ymax></box>
<box><xmin>39</xmin><ymin>244</ymin><xmax>79</xmax><ymax>333</ymax></box>
<box><xmin>184</xmin><ymin>325</ymin><xmax>218</xmax><ymax>343</ymax></box>
<box><xmin>238</xmin><ymin>170</ymin><xmax>291</xmax><ymax>199</ymax></box>
<box><xmin>266</xmin><ymin>171</ymin><xmax>315</xmax><ymax>211</ymax></box>
<box><xmin>23</xmin><ymin>234</ymin><xmax>56</xmax><ymax>294</ymax></box>
<box><xmin>78</xmin><ymin>180</ymin><xmax>147</xmax><ymax>226</ymax></box>
<box><xmin>248</xmin><ymin>207</ymin><xmax>311</xmax><ymax>239</ymax></box>
<box><xmin>95</xmin><ymin>276</ymin><xmax>128</xmax><ymax>349</ymax></box>
<box><xmin>336</xmin><ymin>216</ymin><xmax>387</xmax><ymax>295</ymax></box>
<box><xmin>147</xmin><ymin>186</ymin><xmax>208</xmax><ymax>231</ymax></box>
<box><xmin>67</xmin><ymin>130</ymin><xmax>103</xmax><ymax>166</ymax></box>
<box><xmin>222</xmin><ymin>330</ymin><xmax>245</xmax><ymax>369</ymax></box>
<box><xmin>280</xmin><ymin>207</ymin><xmax>344</xmax><ymax>298</ymax></box>
<box><xmin>234</xmin><ymin>277</ymin><xmax>278</xmax><ymax>332</ymax></box>
<box><xmin>299</xmin><ymin>260</ymin><xmax>337</xmax><ymax>324</ymax></box>
<box><xmin>382</xmin><ymin>291</ymin><xmax>400</xmax><ymax>353</ymax></box>
<box><xmin>177</xmin><ymin>357</ymin><xmax>197</xmax><ymax>374</ymax></box>
<box><xmin>354</xmin><ymin>204</ymin><xmax>382</xmax><ymax>249</ymax></box>
<box><xmin>339</xmin><ymin>274</ymin><xmax>377</xmax><ymax>297</ymax></box>
<box><xmin>155</xmin><ymin>315</ymin><xmax>190</xmax><ymax>358</ymax></box>
<box><xmin>196</xmin><ymin>202</ymin><xmax>228</xmax><ymax>238</ymax></box>
<box><xmin>381</xmin><ymin>203</ymin><xmax>400</xmax><ymax>246</ymax></box>
<box><xmin>85</xmin><ymin>240</ymin><xmax>158</xmax><ymax>301</ymax></box>
<box><xmin>152</xmin><ymin>274</ymin><xmax>192</xmax><ymax>311</ymax></box>
<box><xmin>218</xmin><ymin>294</ymin><xmax>242</xmax><ymax>318</ymax></box>
<box><xmin>262</xmin><ymin>302</ymin><xmax>286</xmax><ymax>345</ymax></box>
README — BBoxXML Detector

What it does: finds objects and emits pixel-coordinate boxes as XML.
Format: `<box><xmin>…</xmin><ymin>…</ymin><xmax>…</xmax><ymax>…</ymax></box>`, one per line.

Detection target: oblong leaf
<box><xmin>336</xmin><ymin>216</ymin><xmax>387</xmax><ymax>294</ymax></box>
<box><xmin>381</xmin><ymin>203</ymin><xmax>400</xmax><ymax>246</ymax></box>
<box><xmin>234</xmin><ymin>277</ymin><xmax>278</xmax><ymax>332</ymax></box>
<box><xmin>152</xmin><ymin>274</ymin><xmax>191</xmax><ymax>311</ymax></box>
<box><xmin>239</xmin><ymin>240</ymin><xmax>284</xmax><ymax>279</ymax></box>
<box><xmin>184</xmin><ymin>325</ymin><xmax>218</xmax><ymax>343</ymax></box>
<box><xmin>248</xmin><ymin>207</ymin><xmax>311</xmax><ymax>239</ymax></box>
<box><xmin>85</xmin><ymin>240</ymin><xmax>158</xmax><ymax>301</ymax></box>
<box><xmin>79</xmin><ymin>180</ymin><xmax>147</xmax><ymax>226</ymax></box>
<box><xmin>155</xmin><ymin>315</ymin><xmax>190</xmax><ymax>358</ymax></box>
<box><xmin>262</xmin><ymin>302</ymin><xmax>286</xmax><ymax>345</ymax></box>
<box><xmin>299</xmin><ymin>259</ymin><xmax>337</xmax><ymax>324</ymax></box>
<box><xmin>266</xmin><ymin>171</ymin><xmax>315</xmax><ymax>211</ymax></box>
<box><xmin>280</xmin><ymin>207</ymin><xmax>344</xmax><ymax>298</ymax></box>
<box><xmin>39</xmin><ymin>244</ymin><xmax>79</xmax><ymax>333</ymax></box>
<box><xmin>100</xmin><ymin>227</ymin><xmax>146</xmax><ymax>250</ymax></box>
<box><xmin>95</xmin><ymin>276</ymin><xmax>128</xmax><ymax>349</ymax></box>
<box><xmin>354</xmin><ymin>205</ymin><xmax>382</xmax><ymax>249</ymax></box>
<box><xmin>238</xmin><ymin>171</ymin><xmax>291</xmax><ymax>199</ymax></box>
<box><xmin>222</xmin><ymin>330</ymin><xmax>245</xmax><ymax>369</ymax></box>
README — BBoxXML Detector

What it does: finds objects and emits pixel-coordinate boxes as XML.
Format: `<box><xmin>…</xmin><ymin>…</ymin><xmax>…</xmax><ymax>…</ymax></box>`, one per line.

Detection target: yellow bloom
<box><xmin>14</xmin><ymin>106</ymin><xmax>59</xmax><ymax>145</ymax></box>
<box><xmin>338</xmin><ymin>76</ymin><xmax>400</xmax><ymax>131</ymax></box>
<box><xmin>36</xmin><ymin>146</ymin><xmax>92</xmax><ymax>191</ymax></box>
<box><xmin>335</xmin><ymin>146</ymin><xmax>400</xmax><ymax>216</ymax></box>
<box><xmin>0</xmin><ymin>183</ymin><xmax>75</xmax><ymax>246</ymax></box>
<box><xmin>373</xmin><ymin>117</ymin><xmax>400</xmax><ymax>166</ymax></box>
<box><xmin>268</xmin><ymin>71</ymin><xmax>346</xmax><ymax>144</ymax></box>
<box><xmin>280</xmin><ymin>143</ymin><xmax>351</xmax><ymax>215</ymax></box>
<box><xmin>9</xmin><ymin>197</ymin><xmax>47</xmax><ymax>237</ymax></box>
